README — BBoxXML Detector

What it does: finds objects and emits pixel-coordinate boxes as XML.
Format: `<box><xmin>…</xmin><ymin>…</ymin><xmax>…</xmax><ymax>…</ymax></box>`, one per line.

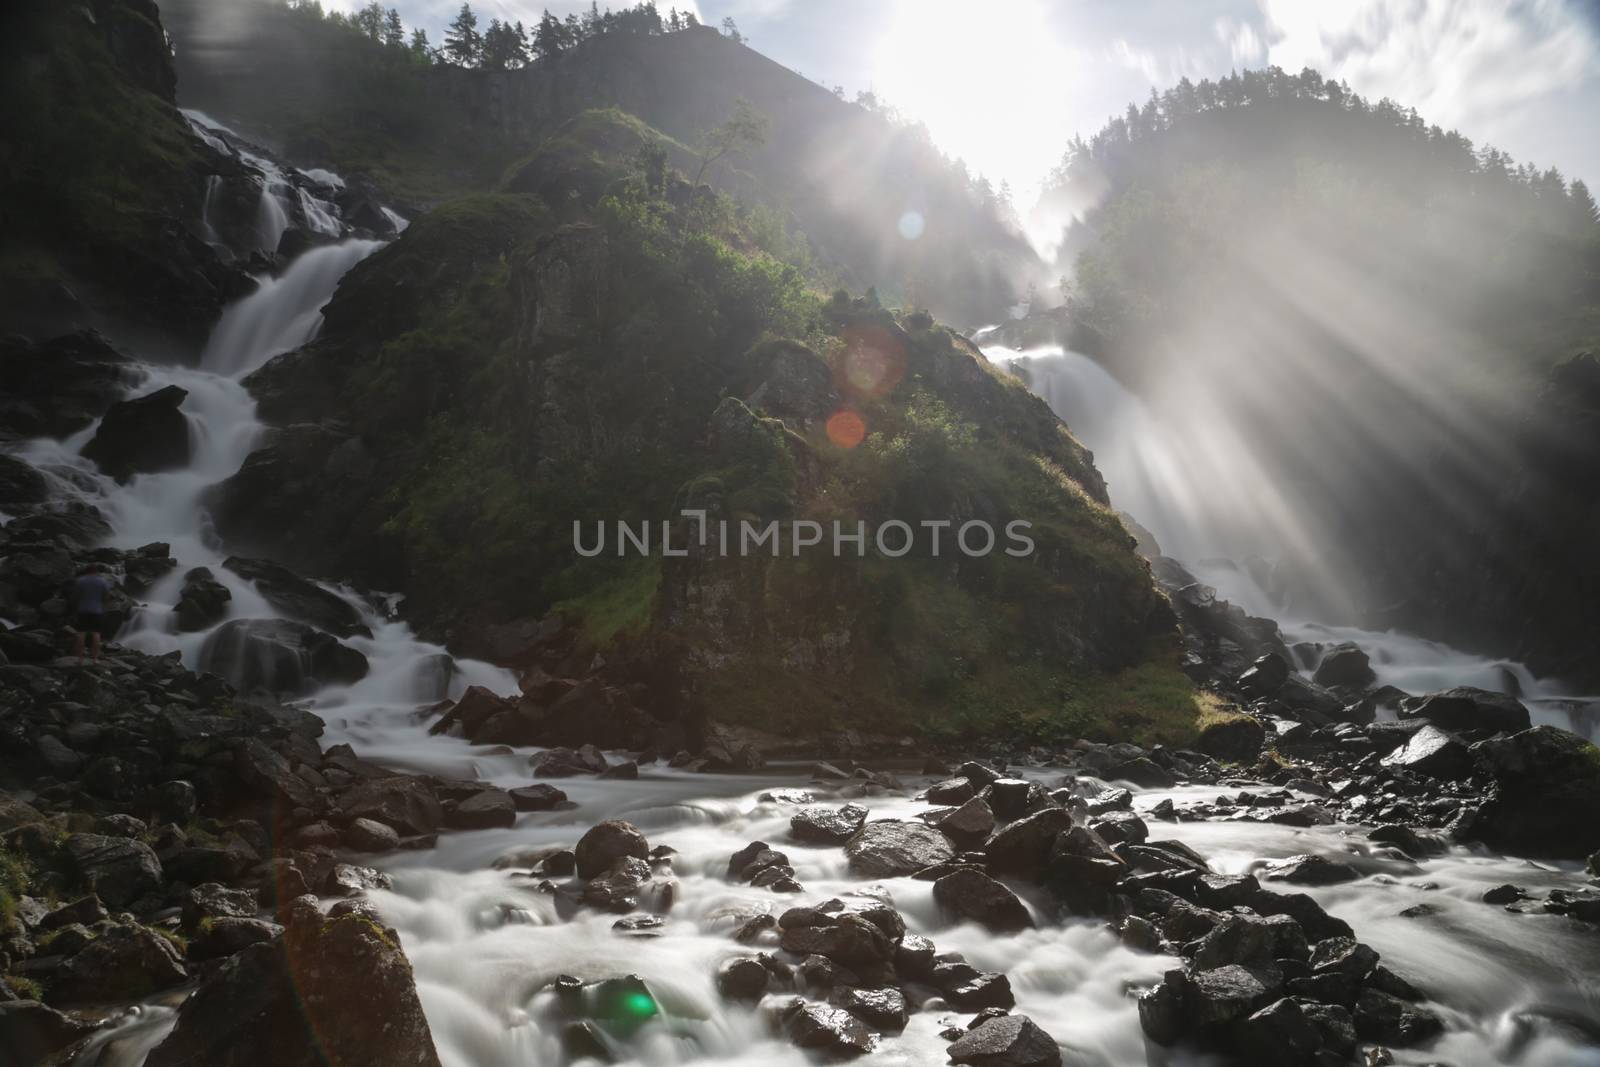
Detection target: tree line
<box><xmin>287</xmin><ymin>1</ymin><xmax>747</xmax><ymax>71</ymax></box>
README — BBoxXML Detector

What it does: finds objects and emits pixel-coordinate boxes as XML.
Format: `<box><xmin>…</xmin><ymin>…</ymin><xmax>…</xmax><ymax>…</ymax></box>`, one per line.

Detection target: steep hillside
<box><xmin>158</xmin><ymin>0</ymin><xmax>1041</xmax><ymax>326</ymax></box>
<box><xmin>208</xmin><ymin>111</ymin><xmax>1185</xmax><ymax>747</ymax></box>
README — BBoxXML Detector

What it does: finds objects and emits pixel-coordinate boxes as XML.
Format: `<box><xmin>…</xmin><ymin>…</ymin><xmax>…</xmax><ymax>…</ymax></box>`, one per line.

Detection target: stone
<box><xmin>984</xmin><ymin>808</ymin><xmax>1073</xmax><ymax>879</ymax></box>
<box><xmin>509</xmin><ymin>784</ymin><xmax>570</xmax><ymax>811</ymax></box>
<box><xmin>980</xmin><ymin>779</ymin><xmax>1053</xmax><ymax>821</ymax></box>
<box><xmin>1405</xmin><ymin>686</ymin><xmax>1531</xmax><ymax>734</ymax></box>
<box><xmin>1482</xmin><ymin>883</ymin><xmax>1524</xmax><ymax>905</ymax></box>
<box><xmin>344</xmin><ymin>816</ymin><xmax>401</xmax><ymax>852</ymax></box>
<box><xmin>1104</xmin><ymin>757</ymin><xmax>1176</xmax><ymax>788</ymax></box>
<box><xmin>1195</xmin><ymin>715</ymin><xmax>1266</xmax><ymax>762</ymax></box>
<box><xmin>221</xmin><ymin>557</ymin><xmax>370</xmax><ymax>638</ymax></box>
<box><xmin>81</xmin><ymin>384</ymin><xmax>190</xmax><ymax>481</ymax></box>
<box><xmin>1231</xmin><ymin>998</ymin><xmax>1322</xmax><ymax>1064</ymax></box>
<box><xmin>791</xmin><ymin>803</ymin><xmax>869</xmax><ymax>844</ymax></box>
<box><xmin>51</xmin><ymin>922</ymin><xmax>188</xmax><ymax>1003</ymax></box>
<box><xmin>1261</xmin><ymin>853</ymin><xmax>1360</xmax><ymax>886</ymax></box>
<box><xmin>339</xmin><ymin>778</ymin><xmax>442</xmax><ymax>836</ymax></box>
<box><xmin>173</xmin><ymin>567</ymin><xmax>232</xmax><ymax>632</ymax></box>
<box><xmin>1187</xmin><ymin>965</ymin><xmax>1277</xmax><ymax>1027</ymax></box>
<box><xmin>199</xmin><ymin>618</ymin><xmax>368</xmax><ymax>697</ymax></box>
<box><xmin>190</xmin><ymin>916</ymin><xmax>284</xmax><ymax>961</ymax></box>
<box><xmin>927</xmin><ymin>777</ymin><xmax>976</xmax><ymax>805</ymax></box>
<box><xmin>575</xmin><ymin>820</ymin><xmax>650</xmax><ymax>879</ymax></box>
<box><xmin>831</xmin><ymin>986</ymin><xmax>908</xmax><ymax>1032</ymax></box>
<box><xmin>1352</xmin><ymin>988</ymin><xmax>1443</xmax><ymax>1046</ymax></box>
<box><xmin>943</xmin><ymin>971</ymin><xmax>1016</xmax><ymax>1011</ymax></box>
<box><xmin>716</xmin><ymin>957</ymin><xmax>769</xmax><ymax>1001</ymax></box>
<box><xmin>531</xmin><ymin>746</ymin><xmax>609</xmax><ymax>777</ymax></box>
<box><xmin>1469</xmin><ymin>726</ymin><xmax>1600</xmax><ymax>858</ymax></box>
<box><xmin>182</xmin><ymin>884</ymin><xmax>259</xmax><ymax>929</ymax></box>
<box><xmin>946</xmin><ymin>1014</ymin><xmax>1061</xmax><ymax>1066</ymax></box>
<box><xmin>1313</xmin><ymin>643</ymin><xmax>1375</xmax><ymax>688</ymax></box>
<box><xmin>145</xmin><ymin>906</ymin><xmax>443</xmax><ymax>1067</ymax></box>
<box><xmin>583</xmin><ymin>856</ymin><xmax>652</xmax><ymax>912</ymax></box>
<box><xmin>1137</xmin><ymin>970</ymin><xmax>1188</xmax><ymax>1045</ymax></box>
<box><xmin>1380</xmin><ymin>724</ymin><xmax>1472</xmax><ymax>779</ymax></box>
<box><xmin>63</xmin><ymin>833</ymin><xmax>162</xmax><ymax>908</ymax></box>
<box><xmin>780</xmin><ymin>915</ymin><xmax>894</xmax><ymax>967</ymax></box>
<box><xmin>0</xmin><ymin>1000</ymin><xmax>94</xmax><ymax>1063</ymax></box>
<box><xmin>1310</xmin><ymin>937</ymin><xmax>1379</xmax><ymax>979</ymax></box>
<box><xmin>781</xmin><ymin>1002</ymin><xmax>875</xmax><ymax>1057</ymax></box>
<box><xmin>932</xmin><ymin>797</ymin><xmax>997</xmax><ymax>844</ymax></box>
<box><xmin>933</xmin><ymin>870</ymin><xmax>1033</xmax><ymax>933</ymax></box>
<box><xmin>844</xmin><ymin>821</ymin><xmax>955</xmax><ymax>878</ymax></box>
<box><xmin>445</xmin><ymin>790</ymin><xmax>516</xmax><ymax>830</ymax></box>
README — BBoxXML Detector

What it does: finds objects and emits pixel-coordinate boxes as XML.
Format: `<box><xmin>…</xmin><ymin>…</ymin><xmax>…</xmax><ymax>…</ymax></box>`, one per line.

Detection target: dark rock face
<box><xmin>81</xmin><ymin>384</ymin><xmax>191</xmax><ymax>481</ymax></box>
<box><xmin>221</xmin><ymin>556</ymin><xmax>370</xmax><ymax>638</ymax></box>
<box><xmin>1404</xmin><ymin>686</ymin><xmax>1531</xmax><ymax>734</ymax></box>
<box><xmin>0</xmin><ymin>331</ymin><xmax>135</xmax><ymax>439</ymax></box>
<box><xmin>1312</xmin><ymin>642</ymin><xmax>1375</xmax><ymax>688</ymax></box>
<box><xmin>985</xmin><ymin>808</ymin><xmax>1073</xmax><ymax>879</ymax></box>
<box><xmin>1195</xmin><ymin>714</ymin><xmax>1265</xmax><ymax>762</ymax></box>
<box><xmin>1379</xmin><ymin>724</ymin><xmax>1472</xmax><ymax>778</ymax></box>
<box><xmin>933</xmin><ymin>869</ymin><xmax>1033</xmax><ymax>933</ymax></box>
<box><xmin>1470</xmin><ymin>726</ymin><xmax>1600</xmax><ymax>858</ymax></box>
<box><xmin>0</xmin><ymin>999</ymin><xmax>94</xmax><ymax>1062</ymax></box>
<box><xmin>51</xmin><ymin>922</ymin><xmax>188</xmax><ymax>1003</ymax></box>
<box><xmin>146</xmin><ymin>906</ymin><xmax>444</xmax><ymax>1067</ymax></box>
<box><xmin>575</xmin><ymin>820</ymin><xmax>650</xmax><ymax>879</ymax></box>
<box><xmin>790</xmin><ymin>803</ymin><xmax>868</xmax><ymax>844</ymax></box>
<box><xmin>843</xmin><ymin>821</ymin><xmax>955</xmax><ymax>878</ymax></box>
<box><xmin>0</xmin><ymin>453</ymin><xmax>49</xmax><ymax>512</ymax></box>
<box><xmin>339</xmin><ymin>777</ymin><xmax>443</xmax><ymax>836</ymax></box>
<box><xmin>174</xmin><ymin>566</ymin><xmax>232</xmax><ymax>631</ymax></box>
<box><xmin>198</xmin><ymin>618</ymin><xmax>369</xmax><ymax>696</ymax></box>
<box><xmin>63</xmin><ymin>833</ymin><xmax>163</xmax><ymax>907</ymax></box>
<box><xmin>947</xmin><ymin>1014</ymin><xmax>1062</xmax><ymax>1067</ymax></box>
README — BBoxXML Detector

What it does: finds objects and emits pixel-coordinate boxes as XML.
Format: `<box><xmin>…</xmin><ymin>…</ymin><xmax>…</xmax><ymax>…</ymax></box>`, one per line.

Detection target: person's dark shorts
<box><xmin>74</xmin><ymin>612</ymin><xmax>106</xmax><ymax>637</ymax></box>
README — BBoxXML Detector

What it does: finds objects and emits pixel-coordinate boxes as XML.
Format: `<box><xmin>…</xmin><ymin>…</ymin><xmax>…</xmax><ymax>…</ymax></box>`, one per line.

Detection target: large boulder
<box><xmin>63</xmin><ymin>833</ymin><xmax>163</xmax><ymax>907</ymax></box>
<box><xmin>947</xmin><ymin>1014</ymin><xmax>1062</xmax><ymax>1067</ymax></box>
<box><xmin>199</xmin><ymin>618</ymin><xmax>368</xmax><ymax>697</ymax></box>
<box><xmin>575</xmin><ymin>820</ymin><xmax>650</xmax><ymax>879</ymax></box>
<box><xmin>81</xmin><ymin>384</ymin><xmax>190</xmax><ymax>481</ymax></box>
<box><xmin>337</xmin><ymin>777</ymin><xmax>443</xmax><ymax>836</ymax></box>
<box><xmin>0</xmin><ymin>1000</ymin><xmax>94</xmax><ymax>1063</ymax></box>
<box><xmin>145</xmin><ymin>904</ymin><xmax>443</xmax><ymax>1067</ymax></box>
<box><xmin>843</xmin><ymin>820</ymin><xmax>955</xmax><ymax>878</ymax></box>
<box><xmin>933</xmin><ymin>869</ymin><xmax>1033</xmax><ymax>933</ymax></box>
<box><xmin>1379</xmin><ymin>724</ymin><xmax>1472</xmax><ymax>778</ymax></box>
<box><xmin>221</xmin><ymin>556</ymin><xmax>369</xmax><ymax>638</ymax></box>
<box><xmin>1403</xmin><ymin>687</ymin><xmax>1531</xmax><ymax>734</ymax></box>
<box><xmin>1469</xmin><ymin>726</ymin><xmax>1600</xmax><ymax>858</ymax></box>
<box><xmin>985</xmin><ymin>808</ymin><xmax>1073</xmax><ymax>879</ymax></box>
<box><xmin>791</xmin><ymin>803</ymin><xmax>868</xmax><ymax>844</ymax></box>
<box><xmin>50</xmin><ymin>922</ymin><xmax>188</xmax><ymax>1003</ymax></box>
<box><xmin>173</xmin><ymin>566</ymin><xmax>232</xmax><ymax>632</ymax></box>
<box><xmin>1312</xmin><ymin>642</ymin><xmax>1375</xmax><ymax>688</ymax></box>
<box><xmin>0</xmin><ymin>453</ymin><xmax>48</xmax><ymax>513</ymax></box>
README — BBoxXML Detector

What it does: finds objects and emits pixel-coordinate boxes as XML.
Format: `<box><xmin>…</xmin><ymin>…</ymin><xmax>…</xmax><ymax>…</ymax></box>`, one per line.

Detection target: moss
<box><xmin>4</xmin><ymin>974</ymin><xmax>44</xmax><ymax>1001</ymax></box>
<box><xmin>554</xmin><ymin>557</ymin><xmax>663</xmax><ymax>648</ymax></box>
<box><xmin>153</xmin><ymin>926</ymin><xmax>189</xmax><ymax>954</ymax></box>
<box><xmin>0</xmin><ymin>843</ymin><xmax>30</xmax><ymax>936</ymax></box>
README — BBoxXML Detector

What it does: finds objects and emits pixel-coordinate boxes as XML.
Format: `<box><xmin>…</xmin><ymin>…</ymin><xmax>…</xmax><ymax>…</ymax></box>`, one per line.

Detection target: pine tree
<box><xmin>383</xmin><ymin>7</ymin><xmax>404</xmax><ymax>48</ymax></box>
<box><xmin>1573</xmin><ymin>179</ymin><xmax>1600</xmax><ymax>226</ymax></box>
<box><xmin>534</xmin><ymin>11</ymin><xmax>568</xmax><ymax>58</ymax></box>
<box><xmin>409</xmin><ymin>27</ymin><xmax>432</xmax><ymax>62</ymax></box>
<box><xmin>720</xmin><ymin>16</ymin><xmax>743</xmax><ymax>43</ymax></box>
<box><xmin>444</xmin><ymin>3</ymin><xmax>482</xmax><ymax>66</ymax></box>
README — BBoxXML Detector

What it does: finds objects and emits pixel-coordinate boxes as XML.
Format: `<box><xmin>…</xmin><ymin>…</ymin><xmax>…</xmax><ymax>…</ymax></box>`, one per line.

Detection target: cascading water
<box><xmin>986</xmin><ymin>342</ymin><xmax>1599</xmax><ymax>741</ymax></box>
<box><xmin>18</xmin><ymin>213</ymin><xmax>1594</xmax><ymax>1067</ymax></box>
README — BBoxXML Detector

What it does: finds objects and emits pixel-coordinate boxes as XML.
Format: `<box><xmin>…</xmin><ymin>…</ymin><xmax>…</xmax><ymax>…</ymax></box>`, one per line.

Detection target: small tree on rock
<box><xmin>694</xmin><ymin>97</ymin><xmax>767</xmax><ymax>184</ymax></box>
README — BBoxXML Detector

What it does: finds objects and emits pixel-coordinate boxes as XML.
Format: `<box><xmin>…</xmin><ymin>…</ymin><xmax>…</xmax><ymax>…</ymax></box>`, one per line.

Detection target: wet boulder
<box><xmin>933</xmin><ymin>869</ymin><xmax>1032</xmax><ymax>933</ymax></box>
<box><xmin>985</xmin><ymin>808</ymin><xmax>1073</xmax><ymax>879</ymax></box>
<box><xmin>222</xmin><ymin>557</ymin><xmax>369</xmax><ymax>638</ymax></box>
<box><xmin>0</xmin><ymin>453</ymin><xmax>48</xmax><ymax>513</ymax></box>
<box><xmin>1469</xmin><ymin>726</ymin><xmax>1600</xmax><ymax>858</ymax></box>
<box><xmin>1352</xmin><ymin>988</ymin><xmax>1443</xmax><ymax>1045</ymax></box>
<box><xmin>1378</xmin><ymin>723</ymin><xmax>1472</xmax><ymax>778</ymax></box>
<box><xmin>531</xmin><ymin>745</ymin><xmax>610</xmax><ymax>777</ymax></box>
<box><xmin>931</xmin><ymin>796</ymin><xmax>997</xmax><ymax>845</ymax></box>
<box><xmin>0</xmin><ymin>999</ymin><xmax>94</xmax><ymax>1063</ymax></box>
<box><xmin>926</xmin><ymin>777</ymin><xmax>976</xmax><ymax>805</ymax></box>
<box><xmin>1230</xmin><ymin>998</ymin><xmax>1322</xmax><ymax>1064</ymax></box>
<box><xmin>575</xmin><ymin>820</ymin><xmax>650</xmax><ymax>879</ymax></box>
<box><xmin>199</xmin><ymin>618</ymin><xmax>368</xmax><ymax>697</ymax></box>
<box><xmin>779</xmin><ymin>1001</ymin><xmax>874</xmax><ymax>1057</ymax></box>
<box><xmin>1261</xmin><ymin>854</ymin><xmax>1360</xmax><ymax>886</ymax></box>
<box><xmin>791</xmin><ymin>803</ymin><xmax>869</xmax><ymax>844</ymax></box>
<box><xmin>1187</xmin><ymin>964</ymin><xmax>1279</xmax><ymax>1027</ymax></box>
<box><xmin>716</xmin><ymin>957</ymin><xmax>770</xmax><ymax>1001</ymax></box>
<box><xmin>979</xmin><ymin>779</ymin><xmax>1054</xmax><ymax>822</ymax></box>
<box><xmin>50</xmin><ymin>922</ymin><xmax>188</xmax><ymax>1003</ymax></box>
<box><xmin>444</xmin><ymin>789</ymin><xmax>517</xmax><ymax>830</ymax></box>
<box><xmin>173</xmin><ymin>566</ymin><xmax>232</xmax><ymax>632</ymax></box>
<box><xmin>1195</xmin><ymin>714</ymin><xmax>1266</xmax><ymax>762</ymax></box>
<box><xmin>1312</xmin><ymin>642</ymin><xmax>1375</xmax><ymax>688</ymax></box>
<box><xmin>338</xmin><ymin>777</ymin><xmax>443</xmax><ymax>836</ymax></box>
<box><xmin>63</xmin><ymin>833</ymin><xmax>162</xmax><ymax>908</ymax></box>
<box><xmin>1237</xmin><ymin>653</ymin><xmax>1290</xmax><ymax>697</ymax></box>
<box><xmin>81</xmin><ymin>384</ymin><xmax>190</xmax><ymax>481</ymax></box>
<box><xmin>1404</xmin><ymin>686</ymin><xmax>1531</xmax><ymax>734</ymax></box>
<box><xmin>844</xmin><ymin>820</ymin><xmax>955</xmax><ymax>878</ymax></box>
<box><xmin>509</xmin><ymin>783</ymin><xmax>570</xmax><ymax>811</ymax></box>
<box><xmin>947</xmin><ymin>1014</ymin><xmax>1062</xmax><ymax>1067</ymax></box>
<box><xmin>830</xmin><ymin>986</ymin><xmax>908</xmax><ymax>1032</ymax></box>
<box><xmin>145</xmin><ymin>904</ymin><xmax>443</xmax><ymax>1067</ymax></box>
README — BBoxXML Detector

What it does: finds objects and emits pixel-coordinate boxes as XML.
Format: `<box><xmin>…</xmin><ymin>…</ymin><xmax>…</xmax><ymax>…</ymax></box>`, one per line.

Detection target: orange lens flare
<box><xmin>826</xmin><ymin>409</ymin><xmax>867</xmax><ymax>449</ymax></box>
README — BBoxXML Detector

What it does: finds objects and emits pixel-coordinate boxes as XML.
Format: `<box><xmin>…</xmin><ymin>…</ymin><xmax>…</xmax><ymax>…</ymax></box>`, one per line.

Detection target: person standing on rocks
<box><xmin>69</xmin><ymin>563</ymin><xmax>112</xmax><ymax>664</ymax></box>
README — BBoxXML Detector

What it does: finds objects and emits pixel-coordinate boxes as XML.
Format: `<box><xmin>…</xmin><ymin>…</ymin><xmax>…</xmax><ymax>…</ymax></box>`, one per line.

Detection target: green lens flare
<box><xmin>623</xmin><ymin>992</ymin><xmax>657</xmax><ymax>1018</ymax></box>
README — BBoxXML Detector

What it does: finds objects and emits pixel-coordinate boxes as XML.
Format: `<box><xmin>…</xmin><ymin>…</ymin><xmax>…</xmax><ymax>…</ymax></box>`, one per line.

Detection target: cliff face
<box><xmin>159</xmin><ymin>4</ymin><xmax>1041</xmax><ymax>327</ymax></box>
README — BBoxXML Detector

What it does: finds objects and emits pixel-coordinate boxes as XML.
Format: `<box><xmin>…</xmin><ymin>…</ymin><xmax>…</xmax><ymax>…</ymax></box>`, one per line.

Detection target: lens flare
<box><xmin>835</xmin><ymin>324</ymin><xmax>907</xmax><ymax>401</ymax></box>
<box><xmin>826</xmin><ymin>409</ymin><xmax>867</xmax><ymax>448</ymax></box>
<box><xmin>898</xmin><ymin>209</ymin><xmax>925</xmax><ymax>240</ymax></box>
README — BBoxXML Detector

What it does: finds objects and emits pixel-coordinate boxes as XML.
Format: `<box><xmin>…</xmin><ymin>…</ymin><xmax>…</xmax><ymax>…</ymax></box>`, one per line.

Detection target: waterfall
<box><xmin>987</xmin><ymin>343</ymin><xmax>1594</xmax><ymax>735</ymax></box>
<box><xmin>202</xmin><ymin>239</ymin><xmax>382</xmax><ymax>377</ymax></box>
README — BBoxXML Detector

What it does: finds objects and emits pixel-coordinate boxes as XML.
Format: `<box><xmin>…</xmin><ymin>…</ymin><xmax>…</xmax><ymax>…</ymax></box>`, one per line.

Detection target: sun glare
<box><xmin>872</xmin><ymin>0</ymin><xmax>1076</xmax><ymax>217</ymax></box>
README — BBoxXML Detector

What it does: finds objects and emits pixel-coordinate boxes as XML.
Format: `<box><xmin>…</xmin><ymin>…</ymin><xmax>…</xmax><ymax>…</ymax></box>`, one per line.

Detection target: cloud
<box><xmin>1215</xmin><ymin>16</ymin><xmax>1266</xmax><ymax>65</ymax></box>
<box><xmin>1258</xmin><ymin>0</ymin><xmax>1598</xmax><ymax>132</ymax></box>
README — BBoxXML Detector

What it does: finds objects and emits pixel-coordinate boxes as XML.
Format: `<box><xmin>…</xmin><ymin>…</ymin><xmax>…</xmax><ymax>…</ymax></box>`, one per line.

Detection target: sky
<box><xmin>335</xmin><ymin>0</ymin><xmax>1600</xmax><ymax>202</ymax></box>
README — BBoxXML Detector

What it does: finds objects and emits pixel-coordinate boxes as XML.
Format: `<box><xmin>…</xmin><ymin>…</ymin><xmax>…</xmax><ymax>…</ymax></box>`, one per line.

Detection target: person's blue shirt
<box><xmin>72</xmin><ymin>574</ymin><xmax>111</xmax><ymax>614</ymax></box>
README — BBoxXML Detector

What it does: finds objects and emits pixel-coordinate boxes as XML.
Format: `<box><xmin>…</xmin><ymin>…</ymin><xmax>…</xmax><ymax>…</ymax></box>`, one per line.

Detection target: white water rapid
<box><xmin>7</xmin><ymin>230</ymin><xmax>1594</xmax><ymax>1066</ymax></box>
